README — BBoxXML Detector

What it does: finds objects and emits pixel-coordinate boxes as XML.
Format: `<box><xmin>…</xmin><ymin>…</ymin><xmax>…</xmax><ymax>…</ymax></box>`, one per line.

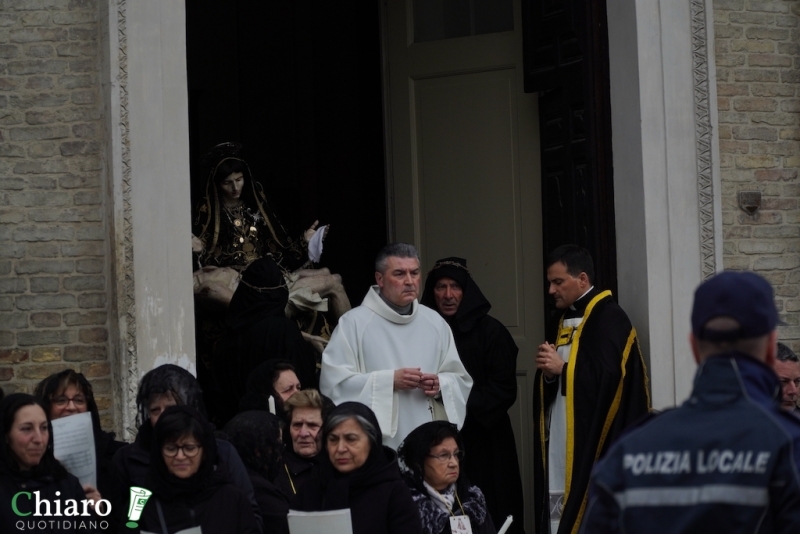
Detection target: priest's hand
<box><xmin>82</xmin><ymin>485</ymin><xmax>102</xmax><ymax>511</ymax></box>
<box><xmin>419</xmin><ymin>373</ymin><xmax>440</xmax><ymax>397</ymax></box>
<box><xmin>536</xmin><ymin>342</ymin><xmax>565</xmax><ymax>379</ymax></box>
<box><xmin>394</xmin><ymin>368</ymin><xmax>423</xmax><ymax>390</ymax></box>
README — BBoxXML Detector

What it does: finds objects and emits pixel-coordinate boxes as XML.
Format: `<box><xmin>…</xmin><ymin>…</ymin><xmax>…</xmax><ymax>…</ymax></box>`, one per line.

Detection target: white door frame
<box><xmin>100</xmin><ymin>0</ymin><xmax>722</xmax><ymax>435</ymax></box>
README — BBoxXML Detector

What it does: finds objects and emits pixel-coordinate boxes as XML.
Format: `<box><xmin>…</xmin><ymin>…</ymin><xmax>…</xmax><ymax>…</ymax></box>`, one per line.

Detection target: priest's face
<box><xmin>433</xmin><ymin>277</ymin><xmax>463</xmax><ymax>317</ymax></box>
<box><xmin>376</xmin><ymin>256</ymin><xmax>421</xmax><ymax>307</ymax></box>
<box><xmin>547</xmin><ymin>261</ymin><xmax>589</xmax><ymax>309</ymax></box>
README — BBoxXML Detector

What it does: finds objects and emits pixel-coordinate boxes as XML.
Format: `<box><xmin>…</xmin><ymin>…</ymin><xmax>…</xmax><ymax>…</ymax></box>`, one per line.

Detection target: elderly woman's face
<box><xmin>290</xmin><ymin>407</ymin><xmax>323</xmax><ymax>458</ymax></box>
<box><xmin>218</xmin><ymin>171</ymin><xmax>244</xmax><ymax>206</ymax></box>
<box><xmin>7</xmin><ymin>404</ymin><xmax>49</xmax><ymax>470</ymax></box>
<box><xmin>162</xmin><ymin>434</ymin><xmax>203</xmax><ymax>479</ymax></box>
<box><xmin>327</xmin><ymin>418</ymin><xmax>370</xmax><ymax>474</ymax></box>
<box><xmin>49</xmin><ymin>383</ymin><xmax>88</xmax><ymax>420</ymax></box>
<box><xmin>274</xmin><ymin>370</ymin><xmax>301</xmax><ymax>401</ymax></box>
<box><xmin>423</xmin><ymin>437</ymin><xmax>460</xmax><ymax>491</ymax></box>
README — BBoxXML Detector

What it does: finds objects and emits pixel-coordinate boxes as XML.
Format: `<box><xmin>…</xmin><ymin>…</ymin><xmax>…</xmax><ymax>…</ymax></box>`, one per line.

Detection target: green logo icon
<box><xmin>126</xmin><ymin>487</ymin><xmax>152</xmax><ymax>528</ymax></box>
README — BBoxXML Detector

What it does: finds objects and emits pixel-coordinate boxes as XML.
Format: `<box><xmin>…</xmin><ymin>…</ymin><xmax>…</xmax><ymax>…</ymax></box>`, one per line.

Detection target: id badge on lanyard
<box><xmin>450</xmin><ymin>516</ymin><xmax>473</xmax><ymax>534</ymax></box>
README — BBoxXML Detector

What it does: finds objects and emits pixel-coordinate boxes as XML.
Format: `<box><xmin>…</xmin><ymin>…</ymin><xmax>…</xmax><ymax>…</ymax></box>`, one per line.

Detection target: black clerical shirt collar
<box><xmin>565</xmin><ymin>286</ymin><xmax>597</xmax><ymax>319</ymax></box>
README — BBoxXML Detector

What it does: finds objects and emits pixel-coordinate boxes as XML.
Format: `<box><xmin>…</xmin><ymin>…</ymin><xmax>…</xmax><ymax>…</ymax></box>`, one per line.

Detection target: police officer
<box><xmin>581</xmin><ymin>271</ymin><xmax>800</xmax><ymax>533</ymax></box>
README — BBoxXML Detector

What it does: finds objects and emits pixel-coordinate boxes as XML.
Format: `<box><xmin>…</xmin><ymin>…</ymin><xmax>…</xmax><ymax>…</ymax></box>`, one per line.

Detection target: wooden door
<box><xmin>383</xmin><ymin>1</ymin><xmax>543</xmax><ymax>531</ymax></box>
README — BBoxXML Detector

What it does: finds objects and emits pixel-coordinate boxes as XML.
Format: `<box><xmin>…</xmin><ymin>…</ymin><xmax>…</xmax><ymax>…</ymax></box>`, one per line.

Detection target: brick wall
<box><xmin>0</xmin><ymin>0</ymin><xmax>113</xmax><ymax>428</ymax></box>
<box><xmin>715</xmin><ymin>0</ymin><xmax>800</xmax><ymax>347</ymax></box>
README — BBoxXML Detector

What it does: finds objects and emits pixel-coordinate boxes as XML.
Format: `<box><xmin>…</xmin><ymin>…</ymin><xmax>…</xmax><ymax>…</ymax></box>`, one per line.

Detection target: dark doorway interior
<box><xmin>521</xmin><ymin>0</ymin><xmax>617</xmax><ymax>301</ymax></box>
<box><xmin>186</xmin><ymin>0</ymin><xmax>387</xmax><ymax>304</ymax></box>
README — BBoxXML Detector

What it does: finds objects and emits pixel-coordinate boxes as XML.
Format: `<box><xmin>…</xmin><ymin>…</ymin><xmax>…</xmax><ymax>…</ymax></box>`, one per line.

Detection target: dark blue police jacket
<box><xmin>581</xmin><ymin>352</ymin><xmax>800</xmax><ymax>534</ymax></box>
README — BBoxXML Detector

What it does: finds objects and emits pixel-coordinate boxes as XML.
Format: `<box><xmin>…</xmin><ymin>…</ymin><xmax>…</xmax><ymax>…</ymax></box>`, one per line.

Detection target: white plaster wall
<box><xmin>125</xmin><ymin>0</ymin><xmax>196</xmax><ymax>376</ymax></box>
<box><xmin>607</xmin><ymin>0</ymin><xmax>719</xmax><ymax>408</ymax></box>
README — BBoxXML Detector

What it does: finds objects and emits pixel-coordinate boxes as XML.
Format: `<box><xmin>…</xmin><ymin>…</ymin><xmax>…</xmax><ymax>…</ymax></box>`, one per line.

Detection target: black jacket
<box><xmin>137</xmin><ymin>479</ymin><xmax>259</xmax><ymax>534</ymax></box>
<box><xmin>582</xmin><ymin>355</ymin><xmax>800</xmax><ymax>533</ymax></box>
<box><xmin>275</xmin><ymin>449</ymin><xmax>316</xmax><ymax>501</ymax></box>
<box><xmin>247</xmin><ymin>466</ymin><xmax>289</xmax><ymax>534</ymax></box>
<box><xmin>111</xmin><ymin>425</ymin><xmax>261</xmax><ymax>532</ymax></box>
<box><xmin>295</xmin><ymin>446</ymin><xmax>422</xmax><ymax>534</ymax></box>
<box><xmin>0</xmin><ymin>470</ymin><xmax>92</xmax><ymax>534</ymax></box>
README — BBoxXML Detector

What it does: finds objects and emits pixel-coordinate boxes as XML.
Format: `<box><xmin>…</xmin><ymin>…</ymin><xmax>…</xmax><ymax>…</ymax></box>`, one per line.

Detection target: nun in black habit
<box><xmin>421</xmin><ymin>257</ymin><xmax>525</xmax><ymax>534</ymax></box>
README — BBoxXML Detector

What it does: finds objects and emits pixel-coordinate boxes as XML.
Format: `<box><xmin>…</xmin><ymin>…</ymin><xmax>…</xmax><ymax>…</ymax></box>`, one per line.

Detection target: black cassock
<box><xmin>422</xmin><ymin>257</ymin><xmax>526</xmax><ymax>534</ymax></box>
<box><xmin>533</xmin><ymin>287</ymin><xmax>651</xmax><ymax>534</ymax></box>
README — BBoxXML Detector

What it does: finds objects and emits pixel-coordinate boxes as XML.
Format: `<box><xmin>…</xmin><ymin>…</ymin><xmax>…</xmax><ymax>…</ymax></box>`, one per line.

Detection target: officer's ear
<box><xmin>689</xmin><ymin>333</ymin><xmax>702</xmax><ymax>365</ymax></box>
<box><xmin>764</xmin><ymin>330</ymin><xmax>778</xmax><ymax>368</ymax></box>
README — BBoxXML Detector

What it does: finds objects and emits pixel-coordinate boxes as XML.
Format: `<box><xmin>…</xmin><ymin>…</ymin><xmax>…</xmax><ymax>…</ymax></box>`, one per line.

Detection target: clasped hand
<box><xmin>393</xmin><ymin>368</ymin><xmax>440</xmax><ymax>396</ymax></box>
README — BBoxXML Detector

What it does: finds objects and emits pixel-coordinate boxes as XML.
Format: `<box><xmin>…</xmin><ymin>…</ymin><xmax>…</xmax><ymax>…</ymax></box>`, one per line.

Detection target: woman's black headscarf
<box><xmin>238</xmin><ymin>359</ymin><xmax>297</xmax><ymax>415</ymax></box>
<box><xmin>147</xmin><ymin>405</ymin><xmax>222</xmax><ymax>502</ymax></box>
<box><xmin>223</xmin><ymin>410</ymin><xmax>284</xmax><ymax>482</ymax></box>
<box><xmin>421</xmin><ymin>257</ymin><xmax>491</xmax><ymax>333</ymax></box>
<box><xmin>316</xmin><ymin>402</ymin><xmax>391</xmax><ymax>510</ymax></box>
<box><xmin>134</xmin><ymin>364</ymin><xmax>207</xmax><ymax>449</ymax></box>
<box><xmin>0</xmin><ymin>393</ymin><xmax>67</xmax><ymax>480</ymax></box>
<box><xmin>398</xmin><ymin>421</ymin><xmax>489</xmax><ymax>533</ymax></box>
<box><xmin>397</xmin><ymin>420</ymin><xmax>468</xmax><ymax>494</ymax></box>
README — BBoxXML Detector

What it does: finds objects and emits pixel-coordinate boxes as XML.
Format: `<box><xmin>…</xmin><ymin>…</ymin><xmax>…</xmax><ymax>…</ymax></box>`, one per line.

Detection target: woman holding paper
<box><xmin>294</xmin><ymin>402</ymin><xmax>421</xmax><ymax>534</ymax></box>
<box><xmin>0</xmin><ymin>393</ymin><xmax>95</xmax><ymax>533</ymax></box>
<box><xmin>35</xmin><ymin>370</ymin><xmax>125</xmax><ymax>509</ymax></box>
<box><xmin>135</xmin><ymin>405</ymin><xmax>259</xmax><ymax>534</ymax></box>
<box><xmin>398</xmin><ymin>421</ymin><xmax>496</xmax><ymax>534</ymax></box>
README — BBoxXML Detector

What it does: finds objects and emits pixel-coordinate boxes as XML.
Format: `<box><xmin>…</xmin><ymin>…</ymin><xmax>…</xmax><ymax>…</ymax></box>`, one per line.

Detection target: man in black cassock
<box><xmin>422</xmin><ymin>257</ymin><xmax>526</xmax><ymax>534</ymax></box>
<box><xmin>534</xmin><ymin>245</ymin><xmax>650</xmax><ymax>534</ymax></box>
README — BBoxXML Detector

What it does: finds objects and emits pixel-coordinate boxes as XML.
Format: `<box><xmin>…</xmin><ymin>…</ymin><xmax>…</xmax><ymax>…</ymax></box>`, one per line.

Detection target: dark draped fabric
<box><xmin>212</xmin><ymin>257</ymin><xmax>317</xmax><ymax>423</ymax></box>
<box><xmin>533</xmin><ymin>288</ymin><xmax>650</xmax><ymax>534</ymax></box>
<box><xmin>421</xmin><ymin>258</ymin><xmax>525</xmax><ymax>534</ymax></box>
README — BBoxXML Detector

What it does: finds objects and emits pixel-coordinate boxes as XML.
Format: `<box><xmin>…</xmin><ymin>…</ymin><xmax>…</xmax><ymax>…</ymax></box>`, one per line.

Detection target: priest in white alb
<box><xmin>320</xmin><ymin>243</ymin><xmax>473</xmax><ymax>449</ymax></box>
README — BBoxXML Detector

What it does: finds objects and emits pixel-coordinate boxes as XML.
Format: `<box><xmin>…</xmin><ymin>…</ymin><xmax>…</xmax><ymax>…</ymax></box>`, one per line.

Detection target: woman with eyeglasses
<box><xmin>398</xmin><ymin>421</ymin><xmax>496</xmax><ymax>534</ymax></box>
<box><xmin>294</xmin><ymin>402</ymin><xmax>421</xmax><ymax>534</ymax></box>
<box><xmin>35</xmin><ymin>370</ymin><xmax>125</xmax><ymax>513</ymax></box>
<box><xmin>135</xmin><ymin>405</ymin><xmax>259</xmax><ymax>534</ymax></box>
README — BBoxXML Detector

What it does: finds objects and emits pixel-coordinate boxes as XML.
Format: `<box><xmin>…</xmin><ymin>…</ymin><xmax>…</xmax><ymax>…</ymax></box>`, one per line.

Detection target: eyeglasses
<box><xmin>162</xmin><ymin>443</ymin><xmax>202</xmax><ymax>458</ymax></box>
<box><xmin>427</xmin><ymin>450</ymin><xmax>465</xmax><ymax>463</ymax></box>
<box><xmin>51</xmin><ymin>395</ymin><xmax>87</xmax><ymax>407</ymax></box>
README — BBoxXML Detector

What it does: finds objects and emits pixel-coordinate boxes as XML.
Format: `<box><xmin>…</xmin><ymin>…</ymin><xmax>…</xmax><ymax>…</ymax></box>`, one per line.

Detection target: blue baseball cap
<box><xmin>692</xmin><ymin>271</ymin><xmax>781</xmax><ymax>341</ymax></box>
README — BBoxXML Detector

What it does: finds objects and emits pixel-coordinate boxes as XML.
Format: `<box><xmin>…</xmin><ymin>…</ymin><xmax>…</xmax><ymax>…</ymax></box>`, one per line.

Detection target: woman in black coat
<box><xmin>35</xmin><ymin>370</ymin><xmax>126</xmax><ymax>507</ymax></box>
<box><xmin>0</xmin><ymin>394</ymin><xmax>96</xmax><ymax>534</ymax></box>
<box><xmin>398</xmin><ymin>421</ymin><xmax>496</xmax><ymax>534</ymax></box>
<box><xmin>223</xmin><ymin>410</ymin><xmax>289</xmax><ymax>534</ymax></box>
<box><xmin>294</xmin><ymin>402</ymin><xmax>421</xmax><ymax>534</ymax></box>
<box><xmin>135</xmin><ymin>405</ymin><xmax>258</xmax><ymax>534</ymax></box>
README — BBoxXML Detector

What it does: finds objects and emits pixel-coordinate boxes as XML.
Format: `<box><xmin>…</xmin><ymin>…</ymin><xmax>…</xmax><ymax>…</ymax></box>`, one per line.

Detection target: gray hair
<box><xmin>778</xmin><ymin>342</ymin><xmax>799</xmax><ymax>363</ymax></box>
<box><xmin>375</xmin><ymin>243</ymin><xmax>419</xmax><ymax>273</ymax></box>
<box><xmin>324</xmin><ymin>413</ymin><xmax>380</xmax><ymax>448</ymax></box>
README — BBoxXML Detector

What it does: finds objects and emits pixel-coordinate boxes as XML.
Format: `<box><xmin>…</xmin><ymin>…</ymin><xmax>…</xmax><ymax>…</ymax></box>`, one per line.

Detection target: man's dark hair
<box><xmin>778</xmin><ymin>342</ymin><xmax>799</xmax><ymax>363</ymax></box>
<box><xmin>546</xmin><ymin>244</ymin><xmax>594</xmax><ymax>284</ymax></box>
<box><xmin>375</xmin><ymin>243</ymin><xmax>419</xmax><ymax>273</ymax></box>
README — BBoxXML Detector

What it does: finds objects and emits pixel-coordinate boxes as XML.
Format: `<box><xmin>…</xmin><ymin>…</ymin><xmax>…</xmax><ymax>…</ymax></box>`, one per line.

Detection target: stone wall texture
<box><xmin>0</xmin><ymin>0</ymin><xmax>113</xmax><ymax>428</ymax></box>
<box><xmin>714</xmin><ymin>0</ymin><xmax>800</xmax><ymax>348</ymax></box>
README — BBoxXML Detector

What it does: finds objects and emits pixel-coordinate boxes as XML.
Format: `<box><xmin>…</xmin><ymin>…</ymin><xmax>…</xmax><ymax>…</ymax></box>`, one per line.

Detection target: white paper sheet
<box><xmin>308</xmin><ymin>225</ymin><xmax>327</xmax><ymax>263</ymax></box>
<box><xmin>288</xmin><ymin>508</ymin><xmax>353</xmax><ymax>534</ymax></box>
<box><xmin>51</xmin><ymin>411</ymin><xmax>96</xmax><ymax>488</ymax></box>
